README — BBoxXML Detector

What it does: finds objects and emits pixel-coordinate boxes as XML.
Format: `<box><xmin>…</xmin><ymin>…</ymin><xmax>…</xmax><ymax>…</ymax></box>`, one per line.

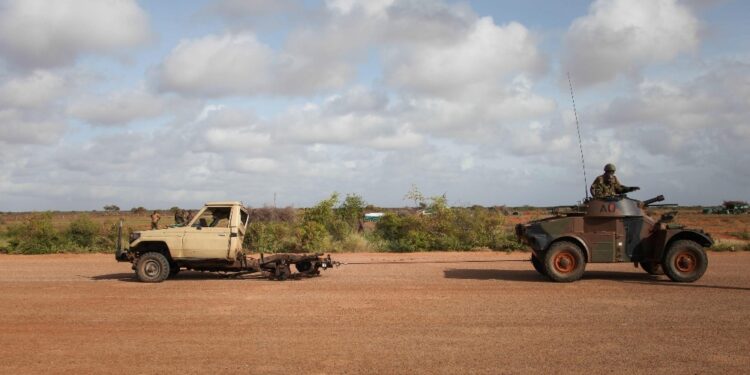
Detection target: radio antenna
<box><xmin>567</xmin><ymin>72</ymin><xmax>588</xmax><ymax>200</ymax></box>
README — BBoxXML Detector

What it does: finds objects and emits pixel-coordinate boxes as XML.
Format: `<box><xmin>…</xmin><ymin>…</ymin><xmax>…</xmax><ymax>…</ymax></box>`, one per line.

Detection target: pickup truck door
<box><xmin>182</xmin><ymin>207</ymin><xmax>232</xmax><ymax>260</ymax></box>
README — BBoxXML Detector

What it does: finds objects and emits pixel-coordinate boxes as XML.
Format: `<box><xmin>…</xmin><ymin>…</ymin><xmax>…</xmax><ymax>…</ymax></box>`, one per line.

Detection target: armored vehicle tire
<box><xmin>530</xmin><ymin>255</ymin><xmax>547</xmax><ymax>276</ymax></box>
<box><xmin>663</xmin><ymin>240</ymin><xmax>708</xmax><ymax>282</ymax></box>
<box><xmin>135</xmin><ymin>252</ymin><xmax>170</xmax><ymax>283</ymax></box>
<box><xmin>544</xmin><ymin>241</ymin><xmax>586</xmax><ymax>282</ymax></box>
<box><xmin>639</xmin><ymin>260</ymin><xmax>664</xmax><ymax>275</ymax></box>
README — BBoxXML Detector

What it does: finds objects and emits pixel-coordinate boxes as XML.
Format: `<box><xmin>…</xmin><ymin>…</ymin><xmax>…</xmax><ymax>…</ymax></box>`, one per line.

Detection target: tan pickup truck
<box><xmin>116</xmin><ymin>201</ymin><xmax>335</xmax><ymax>282</ymax></box>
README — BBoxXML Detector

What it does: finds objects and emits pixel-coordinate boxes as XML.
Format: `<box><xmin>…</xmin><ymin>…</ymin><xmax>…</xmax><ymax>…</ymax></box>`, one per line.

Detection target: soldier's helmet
<box><xmin>604</xmin><ymin>163</ymin><xmax>616</xmax><ymax>172</ymax></box>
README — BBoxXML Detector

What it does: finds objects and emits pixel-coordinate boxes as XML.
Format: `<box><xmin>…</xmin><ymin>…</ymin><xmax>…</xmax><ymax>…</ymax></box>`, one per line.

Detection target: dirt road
<box><xmin>1</xmin><ymin>252</ymin><xmax>749</xmax><ymax>374</ymax></box>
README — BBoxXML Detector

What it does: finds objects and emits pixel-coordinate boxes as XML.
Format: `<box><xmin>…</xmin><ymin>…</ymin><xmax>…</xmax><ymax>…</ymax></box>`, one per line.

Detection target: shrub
<box><xmin>374</xmin><ymin>198</ymin><xmax>526</xmax><ymax>252</ymax></box>
<box><xmin>303</xmin><ymin>193</ymin><xmax>354</xmax><ymax>241</ymax></box>
<box><xmin>67</xmin><ymin>215</ymin><xmax>99</xmax><ymax>248</ymax></box>
<box><xmin>5</xmin><ymin>213</ymin><xmax>67</xmax><ymax>254</ymax></box>
<box><xmin>338</xmin><ymin>194</ymin><xmax>366</xmax><ymax>229</ymax></box>
<box><xmin>245</xmin><ymin>221</ymin><xmax>297</xmax><ymax>253</ymax></box>
<box><xmin>296</xmin><ymin>220</ymin><xmax>331</xmax><ymax>253</ymax></box>
<box><xmin>339</xmin><ymin>233</ymin><xmax>375</xmax><ymax>253</ymax></box>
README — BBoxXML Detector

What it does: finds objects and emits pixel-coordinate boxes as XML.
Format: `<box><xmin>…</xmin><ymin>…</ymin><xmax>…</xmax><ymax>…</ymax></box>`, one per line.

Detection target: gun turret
<box><xmin>643</xmin><ymin>195</ymin><xmax>665</xmax><ymax>207</ymax></box>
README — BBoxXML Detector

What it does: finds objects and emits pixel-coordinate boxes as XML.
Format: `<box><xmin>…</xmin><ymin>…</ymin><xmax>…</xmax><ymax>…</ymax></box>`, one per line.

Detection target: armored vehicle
<box><xmin>515</xmin><ymin>194</ymin><xmax>712</xmax><ymax>282</ymax></box>
<box><xmin>116</xmin><ymin>201</ymin><xmax>335</xmax><ymax>282</ymax></box>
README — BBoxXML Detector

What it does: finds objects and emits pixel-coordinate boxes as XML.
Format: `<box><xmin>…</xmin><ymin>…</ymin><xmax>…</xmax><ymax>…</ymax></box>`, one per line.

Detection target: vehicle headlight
<box><xmin>129</xmin><ymin>232</ymin><xmax>141</xmax><ymax>243</ymax></box>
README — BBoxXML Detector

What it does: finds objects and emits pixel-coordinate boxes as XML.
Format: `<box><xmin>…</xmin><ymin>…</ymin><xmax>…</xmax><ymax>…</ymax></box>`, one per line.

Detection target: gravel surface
<box><xmin>1</xmin><ymin>252</ymin><xmax>749</xmax><ymax>374</ymax></box>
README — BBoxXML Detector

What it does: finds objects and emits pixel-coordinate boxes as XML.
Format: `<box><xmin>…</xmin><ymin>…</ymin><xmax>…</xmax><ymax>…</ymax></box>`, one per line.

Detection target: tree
<box><xmin>103</xmin><ymin>205</ymin><xmax>120</xmax><ymax>212</ymax></box>
<box><xmin>338</xmin><ymin>194</ymin><xmax>366</xmax><ymax>228</ymax></box>
<box><xmin>404</xmin><ymin>184</ymin><xmax>426</xmax><ymax>208</ymax></box>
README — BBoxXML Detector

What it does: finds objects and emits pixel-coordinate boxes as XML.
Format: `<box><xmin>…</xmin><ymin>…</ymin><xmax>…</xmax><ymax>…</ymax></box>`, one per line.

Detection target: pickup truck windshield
<box><xmin>193</xmin><ymin>207</ymin><xmax>231</xmax><ymax>228</ymax></box>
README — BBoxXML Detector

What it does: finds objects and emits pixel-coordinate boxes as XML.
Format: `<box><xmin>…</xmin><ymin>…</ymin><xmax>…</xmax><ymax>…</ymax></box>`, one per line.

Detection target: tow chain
<box><xmin>331</xmin><ymin>259</ymin><xmax>525</xmax><ymax>266</ymax></box>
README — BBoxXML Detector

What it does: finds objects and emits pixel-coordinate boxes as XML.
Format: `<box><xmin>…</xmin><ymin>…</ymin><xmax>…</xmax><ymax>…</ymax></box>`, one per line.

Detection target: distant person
<box><xmin>185</xmin><ymin>210</ymin><xmax>194</xmax><ymax>224</ymax></box>
<box><xmin>150</xmin><ymin>211</ymin><xmax>161</xmax><ymax>230</ymax></box>
<box><xmin>174</xmin><ymin>209</ymin><xmax>184</xmax><ymax>225</ymax></box>
<box><xmin>590</xmin><ymin>163</ymin><xmax>639</xmax><ymax>199</ymax></box>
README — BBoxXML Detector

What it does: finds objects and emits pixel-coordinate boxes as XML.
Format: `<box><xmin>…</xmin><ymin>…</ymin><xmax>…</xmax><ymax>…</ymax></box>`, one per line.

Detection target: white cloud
<box><xmin>157</xmin><ymin>33</ymin><xmax>274</xmax><ymax>97</ymax></box>
<box><xmin>325</xmin><ymin>0</ymin><xmax>394</xmax><ymax>17</ymax></box>
<box><xmin>384</xmin><ymin>18</ymin><xmax>545</xmax><ymax>97</ymax></box>
<box><xmin>233</xmin><ymin>157</ymin><xmax>278</xmax><ymax>173</ymax></box>
<box><xmin>587</xmin><ymin>60</ymin><xmax>750</xmax><ymax>174</ymax></box>
<box><xmin>0</xmin><ymin>109</ymin><xmax>66</xmax><ymax>145</ymax></box>
<box><xmin>67</xmin><ymin>87</ymin><xmax>171</xmax><ymax>126</ymax></box>
<box><xmin>0</xmin><ymin>0</ymin><xmax>152</xmax><ymax>69</ymax></box>
<box><xmin>563</xmin><ymin>0</ymin><xmax>700</xmax><ymax>87</ymax></box>
<box><xmin>0</xmin><ymin>70</ymin><xmax>66</xmax><ymax>108</ymax></box>
<box><xmin>157</xmin><ymin>31</ymin><xmax>354</xmax><ymax>97</ymax></box>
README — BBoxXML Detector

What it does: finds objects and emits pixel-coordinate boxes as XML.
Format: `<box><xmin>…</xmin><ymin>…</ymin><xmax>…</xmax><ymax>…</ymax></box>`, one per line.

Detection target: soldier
<box><xmin>174</xmin><ymin>209</ymin><xmax>184</xmax><ymax>225</ymax></box>
<box><xmin>150</xmin><ymin>211</ymin><xmax>161</xmax><ymax>230</ymax></box>
<box><xmin>185</xmin><ymin>210</ymin><xmax>194</xmax><ymax>224</ymax></box>
<box><xmin>590</xmin><ymin>163</ymin><xmax>640</xmax><ymax>199</ymax></box>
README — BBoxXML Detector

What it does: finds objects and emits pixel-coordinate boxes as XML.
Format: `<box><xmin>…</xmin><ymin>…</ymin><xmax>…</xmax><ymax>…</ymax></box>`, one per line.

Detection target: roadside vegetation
<box><xmin>1</xmin><ymin>189</ymin><xmax>748</xmax><ymax>255</ymax></box>
<box><xmin>1</xmin><ymin>213</ymin><xmax>118</xmax><ymax>254</ymax></box>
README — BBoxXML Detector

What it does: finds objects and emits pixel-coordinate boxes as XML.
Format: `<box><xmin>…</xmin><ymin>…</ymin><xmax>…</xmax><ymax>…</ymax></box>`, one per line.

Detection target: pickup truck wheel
<box><xmin>639</xmin><ymin>260</ymin><xmax>664</xmax><ymax>275</ymax></box>
<box><xmin>295</xmin><ymin>261</ymin><xmax>312</xmax><ymax>273</ymax></box>
<box><xmin>273</xmin><ymin>264</ymin><xmax>291</xmax><ymax>281</ymax></box>
<box><xmin>663</xmin><ymin>240</ymin><xmax>707</xmax><ymax>282</ymax></box>
<box><xmin>530</xmin><ymin>255</ymin><xmax>547</xmax><ymax>276</ymax></box>
<box><xmin>135</xmin><ymin>252</ymin><xmax>170</xmax><ymax>283</ymax></box>
<box><xmin>544</xmin><ymin>241</ymin><xmax>586</xmax><ymax>282</ymax></box>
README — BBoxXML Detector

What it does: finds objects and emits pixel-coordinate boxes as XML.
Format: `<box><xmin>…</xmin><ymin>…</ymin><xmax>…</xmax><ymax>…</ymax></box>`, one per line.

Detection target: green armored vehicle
<box><xmin>515</xmin><ymin>195</ymin><xmax>712</xmax><ymax>282</ymax></box>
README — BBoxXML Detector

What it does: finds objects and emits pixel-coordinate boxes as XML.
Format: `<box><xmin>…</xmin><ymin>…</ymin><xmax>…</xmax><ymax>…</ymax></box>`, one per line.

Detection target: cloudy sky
<box><xmin>0</xmin><ymin>0</ymin><xmax>748</xmax><ymax>211</ymax></box>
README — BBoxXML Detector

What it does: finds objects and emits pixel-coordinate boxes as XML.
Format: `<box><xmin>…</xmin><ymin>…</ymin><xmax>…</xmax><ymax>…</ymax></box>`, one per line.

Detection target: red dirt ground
<box><xmin>1</xmin><ymin>252</ymin><xmax>749</xmax><ymax>374</ymax></box>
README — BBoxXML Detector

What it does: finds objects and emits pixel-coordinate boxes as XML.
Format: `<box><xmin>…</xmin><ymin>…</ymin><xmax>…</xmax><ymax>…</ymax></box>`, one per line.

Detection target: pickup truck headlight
<box><xmin>129</xmin><ymin>232</ymin><xmax>141</xmax><ymax>243</ymax></box>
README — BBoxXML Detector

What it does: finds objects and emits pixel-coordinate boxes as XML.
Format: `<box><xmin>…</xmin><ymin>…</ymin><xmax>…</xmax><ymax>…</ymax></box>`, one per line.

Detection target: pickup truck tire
<box><xmin>135</xmin><ymin>252</ymin><xmax>170</xmax><ymax>283</ymax></box>
<box><xmin>295</xmin><ymin>261</ymin><xmax>312</xmax><ymax>273</ymax></box>
<box><xmin>663</xmin><ymin>240</ymin><xmax>707</xmax><ymax>282</ymax></box>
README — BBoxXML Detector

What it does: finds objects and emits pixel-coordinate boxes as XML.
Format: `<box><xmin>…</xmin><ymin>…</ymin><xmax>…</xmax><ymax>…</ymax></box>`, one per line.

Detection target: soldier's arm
<box><xmin>591</xmin><ymin>179</ymin><xmax>604</xmax><ymax>198</ymax></box>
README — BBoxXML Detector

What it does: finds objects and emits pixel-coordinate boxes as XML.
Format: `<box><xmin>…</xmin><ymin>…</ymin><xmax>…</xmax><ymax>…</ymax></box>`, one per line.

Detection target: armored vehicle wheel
<box><xmin>544</xmin><ymin>241</ymin><xmax>586</xmax><ymax>282</ymax></box>
<box><xmin>663</xmin><ymin>240</ymin><xmax>708</xmax><ymax>282</ymax></box>
<box><xmin>135</xmin><ymin>252</ymin><xmax>170</xmax><ymax>283</ymax></box>
<box><xmin>530</xmin><ymin>255</ymin><xmax>547</xmax><ymax>276</ymax></box>
<box><xmin>639</xmin><ymin>260</ymin><xmax>663</xmax><ymax>275</ymax></box>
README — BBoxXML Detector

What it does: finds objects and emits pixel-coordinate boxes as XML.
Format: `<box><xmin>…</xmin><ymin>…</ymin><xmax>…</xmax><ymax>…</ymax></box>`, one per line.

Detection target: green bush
<box><xmin>296</xmin><ymin>220</ymin><xmax>331</xmax><ymax>253</ymax></box>
<box><xmin>67</xmin><ymin>215</ymin><xmax>99</xmax><ymax>248</ymax></box>
<box><xmin>338</xmin><ymin>194</ymin><xmax>366</xmax><ymax>229</ymax></box>
<box><xmin>244</xmin><ymin>221</ymin><xmax>297</xmax><ymax>253</ymax></box>
<box><xmin>5</xmin><ymin>213</ymin><xmax>67</xmax><ymax>254</ymax></box>
<box><xmin>373</xmin><ymin>199</ymin><xmax>525</xmax><ymax>252</ymax></box>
